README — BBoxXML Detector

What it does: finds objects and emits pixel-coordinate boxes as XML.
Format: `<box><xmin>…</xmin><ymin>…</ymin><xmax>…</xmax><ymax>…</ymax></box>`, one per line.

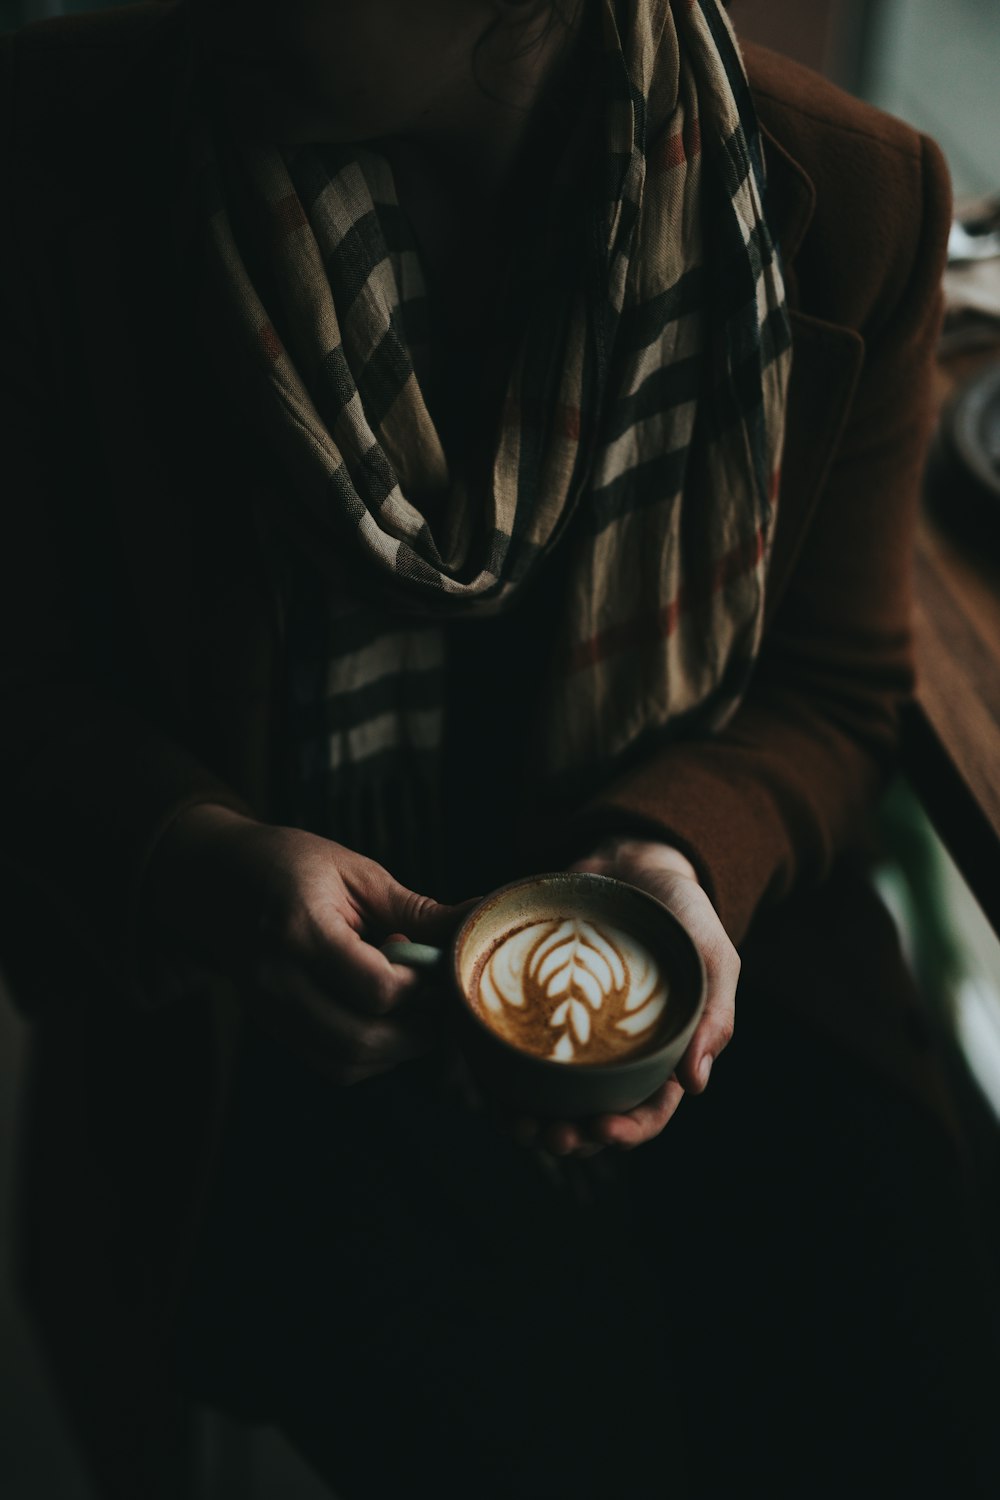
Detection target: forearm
<box><xmin>565</xmin><ymin>689</ymin><xmax>888</xmax><ymax>945</ymax></box>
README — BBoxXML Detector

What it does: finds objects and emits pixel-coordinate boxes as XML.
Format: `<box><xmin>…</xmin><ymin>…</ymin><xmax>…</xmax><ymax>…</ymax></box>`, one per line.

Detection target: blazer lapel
<box><xmin>759</xmin><ymin>122</ymin><xmax>866</xmax><ymax>624</ymax></box>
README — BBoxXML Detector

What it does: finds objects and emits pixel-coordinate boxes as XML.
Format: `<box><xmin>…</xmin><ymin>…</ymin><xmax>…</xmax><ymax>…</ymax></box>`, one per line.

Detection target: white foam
<box><xmin>547</xmin><ymin>962</ymin><xmax>573</xmax><ymax>998</ymax></box>
<box><xmin>534</xmin><ymin>924</ymin><xmax>577</xmax><ymax>987</ymax></box>
<box><xmin>574</xmin><ymin>939</ymin><xmax>614</xmax><ymax>994</ymax></box>
<box><xmin>479</xmin><ymin>964</ymin><xmax>503</xmax><ymax>1014</ymax></box>
<box><xmin>488</xmin><ymin>923</ymin><xmax>537</xmax><ymax>1007</ymax></box>
<box><xmin>570</xmin><ymin>999</ymin><xmax>591</xmax><ymax>1045</ymax></box>
<box><xmin>478</xmin><ymin>917</ymin><xmax>669</xmax><ymax>1060</ymax></box>
<box><xmin>623</xmin><ymin>947</ymin><xmax>659</xmax><ymax>1012</ymax></box>
<box><xmin>617</xmin><ymin>994</ymin><xmax>667</xmax><ymax>1036</ymax></box>
<box><xmin>580</xmin><ymin>922</ymin><xmax>626</xmax><ymax>990</ymax></box>
<box><xmin>573</xmin><ymin>966</ymin><xmax>603</xmax><ymax>1007</ymax></box>
<box><xmin>551</xmin><ymin>999</ymin><xmax>572</xmax><ymax>1028</ymax></box>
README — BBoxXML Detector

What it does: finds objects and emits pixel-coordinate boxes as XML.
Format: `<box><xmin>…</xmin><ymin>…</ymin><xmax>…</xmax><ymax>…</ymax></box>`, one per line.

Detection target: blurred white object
<box><xmin>943</xmin><ymin>261</ymin><xmax>1000</xmax><ymax>324</ymax></box>
<box><xmin>955</xmin><ymin>977</ymin><xmax>1000</xmax><ymax>1122</ymax></box>
<box><xmin>944</xmin><ymin>198</ymin><xmax>1000</xmax><ymax>331</ymax></box>
<box><xmin>949</xmin><ymin>198</ymin><xmax>1000</xmax><ymax>265</ymax></box>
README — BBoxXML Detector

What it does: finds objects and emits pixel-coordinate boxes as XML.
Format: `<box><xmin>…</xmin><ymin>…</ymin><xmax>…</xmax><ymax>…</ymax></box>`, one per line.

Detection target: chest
<box><xmin>387</xmin><ymin>152</ymin><xmax>533</xmax><ymax>457</ymax></box>
<box><xmin>405</xmin><ymin>219</ymin><xmax>518</xmax><ymax>498</ymax></box>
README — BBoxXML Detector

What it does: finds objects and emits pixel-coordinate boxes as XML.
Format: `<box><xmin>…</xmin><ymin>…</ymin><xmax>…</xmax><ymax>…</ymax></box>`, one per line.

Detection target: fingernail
<box><xmin>698</xmin><ymin>1054</ymin><xmax>713</xmax><ymax>1088</ymax></box>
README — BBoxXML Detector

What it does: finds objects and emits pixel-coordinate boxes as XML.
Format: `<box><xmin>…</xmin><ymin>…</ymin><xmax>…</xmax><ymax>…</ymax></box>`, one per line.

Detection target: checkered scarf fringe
<box><xmin>190</xmin><ymin>0</ymin><xmax>791</xmax><ymax>839</ymax></box>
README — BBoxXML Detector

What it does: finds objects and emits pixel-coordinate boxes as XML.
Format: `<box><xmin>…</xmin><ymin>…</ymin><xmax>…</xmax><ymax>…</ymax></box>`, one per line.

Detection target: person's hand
<box><xmin>140</xmin><ymin>803</ymin><xmax>473</xmax><ymax>1085</ymax></box>
<box><xmin>509</xmin><ymin>837</ymin><xmax>739</xmax><ymax>1158</ymax></box>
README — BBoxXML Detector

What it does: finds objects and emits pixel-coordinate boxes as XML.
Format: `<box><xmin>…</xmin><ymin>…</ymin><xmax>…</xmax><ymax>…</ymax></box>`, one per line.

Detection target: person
<box><xmin>2</xmin><ymin>1</ymin><xmax>999</xmax><ymax>1496</ymax></box>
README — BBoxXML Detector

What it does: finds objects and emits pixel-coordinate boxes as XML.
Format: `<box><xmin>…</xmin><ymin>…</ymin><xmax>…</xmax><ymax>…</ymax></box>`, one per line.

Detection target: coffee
<box><xmin>383</xmin><ymin>871</ymin><xmax>704</xmax><ymax>1113</ymax></box>
<box><xmin>469</xmin><ymin>916</ymin><xmax>669</xmax><ymax>1065</ymax></box>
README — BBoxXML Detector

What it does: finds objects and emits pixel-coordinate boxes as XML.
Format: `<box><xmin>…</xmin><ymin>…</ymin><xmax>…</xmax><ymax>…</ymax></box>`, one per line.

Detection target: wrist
<box><xmin>143</xmin><ymin>801</ymin><xmax>257</xmax><ymax>938</ymax></box>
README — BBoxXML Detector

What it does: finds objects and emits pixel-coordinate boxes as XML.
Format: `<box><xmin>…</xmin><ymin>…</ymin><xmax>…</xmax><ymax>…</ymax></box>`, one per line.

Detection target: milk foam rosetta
<box><xmin>471</xmin><ymin>918</ymin><xmax>669</xmax><ymax>1065</ymax></box>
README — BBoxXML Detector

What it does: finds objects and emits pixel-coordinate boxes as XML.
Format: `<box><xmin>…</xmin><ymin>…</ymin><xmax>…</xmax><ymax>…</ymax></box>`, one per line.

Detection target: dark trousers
<box><xmin>175</xmin><ymin>880</ymin><xmax>1000</xmax><ymax>1499</ymax></box>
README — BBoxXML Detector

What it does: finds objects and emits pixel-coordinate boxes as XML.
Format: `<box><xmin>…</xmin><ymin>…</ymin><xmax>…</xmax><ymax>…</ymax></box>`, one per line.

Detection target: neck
<box><xmin>387</xmin><ymin>6</ymin><xmax>593</xmax><ymax>210</ymax></box>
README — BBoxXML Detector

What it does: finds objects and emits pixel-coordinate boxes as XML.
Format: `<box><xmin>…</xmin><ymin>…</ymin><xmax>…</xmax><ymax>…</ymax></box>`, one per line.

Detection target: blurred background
<box><xmin>733</xmin><ymin>0</ymin><xmax>999</xmax><ymax>196</ymax></box>
<box><xmin>1</xmin><ymin>2</ymin><xmax>999</xmax><ymax>1497</ymax></box>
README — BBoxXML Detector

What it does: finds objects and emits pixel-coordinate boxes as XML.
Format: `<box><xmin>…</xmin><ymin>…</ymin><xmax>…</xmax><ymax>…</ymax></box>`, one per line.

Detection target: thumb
<box><xmin>380</xmin><ymin>883</ymin><xmax>482</xmax><ymax>945</ymax></box>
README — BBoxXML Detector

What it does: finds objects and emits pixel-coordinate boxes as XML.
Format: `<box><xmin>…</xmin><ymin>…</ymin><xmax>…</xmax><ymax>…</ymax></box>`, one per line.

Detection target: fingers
<box><xmin>401</xmin><ymin>892</ymin><xmax>483</xmax><ymax>943</ymax></box>
<box><xmin>587</xmin><ymin>1076</ymin><xmax>685</xmax><ymax>1147</ymax></box>
<box><xmin>675</xmin><ymin>982</ymin><xmax>735</xmax><ymax>1095</ymax></box>
<box><xmin>503</xmin><ymin>1115</ymin><xmax>602</xmax><ymax>1158</ymax></box>
<box><xmin>563</xmin><ymin>841</ymin><xmax>739</xmax><ymax>1099</ymax></box>
<box><xmin>305</xmin><ymin>912</ymin><xmax>428</xmax><ymax>1017</ymax></box>
<box><xmin>354</xmin><ymin>862</ymin><xmax>481</xmax><ymax>948</ymax></box>
<box><xmin>249</xmin><ymin>961</ymin><xmax>440</xmax><ymax>1086</ymax></box>
<box><xmin>539</xmin><ymin>1121</ymin><xmax>603</xmax><ymax>1156</ymax></box>
<box><xmin>570</xmin><ymin>842</ymin><xmax>699</xmax><ymax>884</ymax></box>
<box><xmin>505</xmin><ymin>1075</ymin><xmax>686</xmax><ymax>1158</ymax></box>
<box><xmin>318</xmin><ymin>858</ymin><xmax>481</xmax><ymax>1016</ymax></box>
<box><xmin>668</xmin><ymin>891</ymin><xmax>739</xmax><ymax>1095</ymax></box>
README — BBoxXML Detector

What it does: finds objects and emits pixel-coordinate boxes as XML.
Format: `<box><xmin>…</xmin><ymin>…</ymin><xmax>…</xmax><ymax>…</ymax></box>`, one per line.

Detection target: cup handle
<box><xmin>380</xmin><ymin>940</ymin><xmax>446</xmax><ymax>973</ymax></box>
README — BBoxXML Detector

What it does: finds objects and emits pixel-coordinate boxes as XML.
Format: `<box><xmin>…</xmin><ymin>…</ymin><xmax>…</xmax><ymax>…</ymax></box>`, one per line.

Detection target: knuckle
<box><xmin>349</xmin><ymin>1025</ymin><xmax>387</xmax><ymax>1067</ymax></box>
<box><xmin>715</xmin><ymin>1015</ymin><xmax>735</xmax><ymax>1051</ymax></box>
<box><xmin>395</xmin><ymin>888</ymin><xmax>439</xmax><ymax>933</ymax></box>
<box><xmin>578</xmin><ymin>847</ymin><xmax>615</xmax><ymax>872</ymax></box>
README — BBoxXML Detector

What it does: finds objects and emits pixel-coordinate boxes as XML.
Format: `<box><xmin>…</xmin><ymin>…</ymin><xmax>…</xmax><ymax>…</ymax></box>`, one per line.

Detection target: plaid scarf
<box><xmin>189</xmin><ymin>0</ymin><xmax>791</xmax><ymax>860</ymax></box>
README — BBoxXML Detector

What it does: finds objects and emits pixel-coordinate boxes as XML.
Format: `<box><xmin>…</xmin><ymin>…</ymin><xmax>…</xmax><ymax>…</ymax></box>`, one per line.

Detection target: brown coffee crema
<box><xmin>469</xmin><ymin>918</ymin><xmax>670</xmax><ymax>1065</ymax></box>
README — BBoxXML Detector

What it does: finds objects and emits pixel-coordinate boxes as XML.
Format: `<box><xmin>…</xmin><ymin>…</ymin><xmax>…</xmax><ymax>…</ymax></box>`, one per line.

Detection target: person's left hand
<box><xmin>506</xmin><ymin>837</ymin><xmax>740</xmax><ymax>1159</ymax></box>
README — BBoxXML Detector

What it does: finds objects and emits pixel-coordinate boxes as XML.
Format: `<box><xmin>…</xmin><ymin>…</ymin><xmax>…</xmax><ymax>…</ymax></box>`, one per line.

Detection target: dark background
<box><xmin>2</xmin><ymin>3</ymin><xmax>999</xmax><ymax>1497</ymax></box>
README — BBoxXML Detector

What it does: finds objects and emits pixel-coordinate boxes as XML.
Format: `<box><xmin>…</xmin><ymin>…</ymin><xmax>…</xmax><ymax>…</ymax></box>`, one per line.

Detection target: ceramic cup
<box><xmin>382</xmin><ymin>871</ymin><xmax>707</xmax><ymax>1117</ymax></box>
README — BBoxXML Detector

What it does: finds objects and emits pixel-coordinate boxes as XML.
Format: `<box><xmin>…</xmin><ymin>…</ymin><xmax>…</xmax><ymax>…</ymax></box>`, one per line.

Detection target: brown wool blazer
<box><xmin>0</xmin><ymin>2</ymin><xmax>953</xmax><ymax>1471</ymax></box>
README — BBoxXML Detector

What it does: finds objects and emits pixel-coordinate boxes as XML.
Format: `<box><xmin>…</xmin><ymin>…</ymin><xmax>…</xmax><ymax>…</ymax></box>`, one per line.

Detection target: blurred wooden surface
<box><xmin>729</xmin><ymin>0</ymin><xmax>1000</xmax><ymax>927</ymax></box>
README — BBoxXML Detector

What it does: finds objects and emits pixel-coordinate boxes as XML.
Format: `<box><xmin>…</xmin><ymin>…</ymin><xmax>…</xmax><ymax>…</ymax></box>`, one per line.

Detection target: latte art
<box><xmin>470</xmin><ymin>918</ymin><xmax>669</xmax><ymax>1064</ymax></box>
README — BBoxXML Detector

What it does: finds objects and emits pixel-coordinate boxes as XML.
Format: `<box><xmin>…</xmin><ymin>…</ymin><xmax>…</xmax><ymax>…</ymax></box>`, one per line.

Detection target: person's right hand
<box><xmin>141</xmin><ymin>803</ymin><xmax>472</xmax><ymax>1085</ymax></box>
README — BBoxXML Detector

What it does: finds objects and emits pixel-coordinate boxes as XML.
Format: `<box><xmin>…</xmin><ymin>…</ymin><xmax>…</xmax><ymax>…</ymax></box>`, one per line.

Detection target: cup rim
<box><xmin>449</xmin><ymin>870</ymin><xmax>707</xmax><ymax>1075</ymax></box>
